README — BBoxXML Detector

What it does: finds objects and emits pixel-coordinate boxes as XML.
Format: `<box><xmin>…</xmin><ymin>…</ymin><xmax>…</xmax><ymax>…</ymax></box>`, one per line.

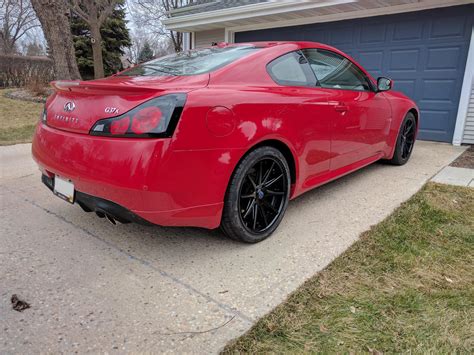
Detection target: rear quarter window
<box><xmin>267</xmin><ymin>51</ymin><xmax>317</xmax><ymax>87</ymax></box>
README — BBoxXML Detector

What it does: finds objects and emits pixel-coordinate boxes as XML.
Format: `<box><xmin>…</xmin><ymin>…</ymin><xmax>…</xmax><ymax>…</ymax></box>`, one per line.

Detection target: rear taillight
<box><xmin>41</xmin><ymin>107</ymin><xmax>47</xmax><ymax>124</ymax></box>
<box><xmin>90</xmin><ymin>93</ymin><xmax>186</xmax><ymax>138</ymax></box>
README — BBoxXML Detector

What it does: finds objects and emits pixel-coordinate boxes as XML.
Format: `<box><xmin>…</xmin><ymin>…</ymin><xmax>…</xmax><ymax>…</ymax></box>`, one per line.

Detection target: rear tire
<box><xmin>221</xmin><ymin>146</ymin><xmax>291</xmax><ymax>243</ymax></box>
<box><xmin>386</xmin><ymin>112</ymin><xmax>416</xmax><ymax>166</ymax></box>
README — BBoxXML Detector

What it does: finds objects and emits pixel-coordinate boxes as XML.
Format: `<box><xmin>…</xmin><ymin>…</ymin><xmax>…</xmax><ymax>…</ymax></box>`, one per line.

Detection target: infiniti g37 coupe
<box><xmin>32</xmin><ymin>42</ymin><xmax>418</xmax><ymax>243</ymax></box>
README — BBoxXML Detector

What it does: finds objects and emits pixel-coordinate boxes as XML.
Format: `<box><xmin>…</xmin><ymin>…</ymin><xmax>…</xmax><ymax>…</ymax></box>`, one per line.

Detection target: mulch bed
<box><xmin>450</xmin><ymin>145</ymin><xmax>474</xmax><ymax>169</ymax></box>
<box><xmin>4</xmin><ymin>88</ymin><xmax>51</xmax><ymax>103</ymax></box>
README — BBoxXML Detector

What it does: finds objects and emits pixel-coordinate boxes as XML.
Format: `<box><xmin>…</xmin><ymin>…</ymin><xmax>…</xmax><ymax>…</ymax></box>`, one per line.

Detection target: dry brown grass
<box><xmin>0</xmin><ymin>89</ymin><xmax>43</xmax><ymax>145</ymax></box>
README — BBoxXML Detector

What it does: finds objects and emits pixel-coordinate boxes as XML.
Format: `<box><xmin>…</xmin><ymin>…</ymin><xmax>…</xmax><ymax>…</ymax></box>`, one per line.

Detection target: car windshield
<box><xmin>120</xmin><ymin>46</ymin><xmax>261</xmax><ymax>77</ymax></box>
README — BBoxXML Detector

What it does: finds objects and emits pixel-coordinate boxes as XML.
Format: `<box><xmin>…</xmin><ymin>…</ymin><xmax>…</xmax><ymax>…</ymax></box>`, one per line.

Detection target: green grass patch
<box><xmin>223</xmin><ymin>183</ymin><xmax>474</xmax><ymax>353</ymax></box>
<box><xmin>0</xmin><ymin>89</ymin><xmax>43</xmax><ymax>145</ymax></box>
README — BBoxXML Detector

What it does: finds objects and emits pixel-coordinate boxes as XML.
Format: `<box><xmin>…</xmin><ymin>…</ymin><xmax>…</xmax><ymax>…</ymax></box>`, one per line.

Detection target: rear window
<box><xmin>120</xmin><ymin>46</ymin><xmax>261</xmax><ymax>77</ymax></box>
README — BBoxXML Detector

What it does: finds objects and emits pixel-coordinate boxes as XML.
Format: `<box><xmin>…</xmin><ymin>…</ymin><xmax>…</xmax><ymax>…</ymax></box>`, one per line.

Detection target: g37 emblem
<box><xmin>64</xmin><ymin>102</ymin><xmax>76</xmax><ymax>112</ymax></box>
<box><xmin>105</xmin><ymin>107</ymin><xmax>119</xmax><ymax>114</ymax></box>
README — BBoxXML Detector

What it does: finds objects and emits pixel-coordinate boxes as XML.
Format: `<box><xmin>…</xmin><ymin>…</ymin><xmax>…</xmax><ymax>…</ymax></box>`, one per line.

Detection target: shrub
<box><xmin>0</xmin><ymin>55</ymin><xmax>54</xmax><ymax>88</ymax></box>
<box><xmin>26</xmin><ymin>78</ymin><xmax>49</xmax><ymax>97</ymax></box>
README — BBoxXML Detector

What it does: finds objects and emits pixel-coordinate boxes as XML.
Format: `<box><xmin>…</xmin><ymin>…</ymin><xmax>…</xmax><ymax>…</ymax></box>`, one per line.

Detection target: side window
<box><xmin>267</xmin><ymin>51</ymin><xmax>317</xmax><ymax>87</ymax></box>
<box><xmin>302</xmin><ymin>49</ymin><xmax>372</xmax><ymax>91</ymax></box>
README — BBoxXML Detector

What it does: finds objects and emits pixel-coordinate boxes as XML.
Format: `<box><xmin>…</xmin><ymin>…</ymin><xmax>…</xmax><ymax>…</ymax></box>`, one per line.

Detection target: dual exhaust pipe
<box><xmin>95</xmin><ymin>211</ymin><xmax>117</xmax><ymax>225</ymax></box>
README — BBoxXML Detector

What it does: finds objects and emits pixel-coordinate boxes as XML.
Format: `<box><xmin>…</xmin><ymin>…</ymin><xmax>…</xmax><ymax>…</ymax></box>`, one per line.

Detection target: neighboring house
<box><xmin>163</xmin><ymin>0</ymin><xmax>474</xmax><ymax>145</ymax></box>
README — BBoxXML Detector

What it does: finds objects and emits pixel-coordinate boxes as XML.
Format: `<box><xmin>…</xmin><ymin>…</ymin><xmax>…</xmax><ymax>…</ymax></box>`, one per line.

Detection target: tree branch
<box><xmin>98</xmin><ymin>0</ymin><xmax>117</xmax><ymax>26</ymax></box>
<box><xmin>69</xmin><ymin>0</ymin><xmax>89</xmax><ymax>23</ymax></box>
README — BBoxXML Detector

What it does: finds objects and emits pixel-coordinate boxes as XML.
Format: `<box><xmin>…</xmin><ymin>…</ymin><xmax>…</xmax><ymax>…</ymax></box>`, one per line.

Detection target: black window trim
<box><xmin>302</xmin><ymin>48</ymin><xmax>377</xmax><ymax>93</ymax></box>
<box><xmin>266</xmin><ymin>50</ymin><xmax>320</xmax><ymax>88</ymax></box>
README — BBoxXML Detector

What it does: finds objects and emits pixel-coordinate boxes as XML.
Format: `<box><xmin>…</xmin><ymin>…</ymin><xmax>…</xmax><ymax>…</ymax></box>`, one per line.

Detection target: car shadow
<box><xmin>67</xmin><ymin>160</ymin><xmax>392</xmax><ymax>253</ymax></box>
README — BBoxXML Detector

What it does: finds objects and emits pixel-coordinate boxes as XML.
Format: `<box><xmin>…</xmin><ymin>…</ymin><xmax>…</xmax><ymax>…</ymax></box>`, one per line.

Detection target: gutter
<box><xmin>162</xmin><ymin>0</ymin><xmax>355</xmax><ymax>31</ymax></box>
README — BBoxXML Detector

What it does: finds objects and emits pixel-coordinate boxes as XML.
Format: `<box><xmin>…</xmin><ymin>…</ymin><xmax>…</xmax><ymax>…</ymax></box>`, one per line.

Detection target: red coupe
<box><xmin>32</xmin><ymin>42</ymin><xmax>418</xmax><ymax>243</ymax></box>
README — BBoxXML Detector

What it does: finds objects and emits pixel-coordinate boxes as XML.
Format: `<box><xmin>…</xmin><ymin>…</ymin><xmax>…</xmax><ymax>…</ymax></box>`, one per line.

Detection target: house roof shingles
<box><xmin>171</xmin><ymin>0</ymin><xmax>268</xmax><ymax>17</ymax></box>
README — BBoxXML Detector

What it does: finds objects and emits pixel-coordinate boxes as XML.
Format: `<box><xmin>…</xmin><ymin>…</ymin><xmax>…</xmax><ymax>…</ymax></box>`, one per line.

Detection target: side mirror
<box><xmin>377</xmin><ymin>77</ymin><xmax>392</xmax><ymax>92</ymax></box>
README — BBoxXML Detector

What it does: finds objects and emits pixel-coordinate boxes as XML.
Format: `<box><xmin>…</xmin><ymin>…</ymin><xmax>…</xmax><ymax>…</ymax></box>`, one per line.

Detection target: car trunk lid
<box><xmin>46</xmin><ymin>74</ymin><xmax>209</xmax><ymax>134</ymax></box>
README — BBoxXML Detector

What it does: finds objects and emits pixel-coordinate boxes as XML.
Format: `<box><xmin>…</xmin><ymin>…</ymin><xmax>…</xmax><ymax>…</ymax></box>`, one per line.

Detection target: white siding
<box><xmin>182</xmin><ymin>32</ymin><xmax>191</xmax><ymax>50</ymax></box>
<box><xmin>194</xmin><ymin>29</ymin><xmax>225</xmax><ymax>48</ymax></box>
<box><xmin>462</xmin><ymin>83</ymin><xmax>474</xmax><ymax>144</ymax></box>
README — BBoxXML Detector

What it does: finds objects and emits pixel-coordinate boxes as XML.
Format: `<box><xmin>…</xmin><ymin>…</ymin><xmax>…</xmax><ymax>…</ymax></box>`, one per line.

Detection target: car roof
<box><xmin>212</xmin><ymin>41</ymin><xmax>348</xmax><ymax>57</ymax></box>
<box><xmin>215</xmin><ymin>41</ymin><xmax>331</xmax><ymax>49</ymax></box>
<box><xmin>206</xmin><ymin>41</ymin><xmax>377</xmax><ymax>86</ymax></box>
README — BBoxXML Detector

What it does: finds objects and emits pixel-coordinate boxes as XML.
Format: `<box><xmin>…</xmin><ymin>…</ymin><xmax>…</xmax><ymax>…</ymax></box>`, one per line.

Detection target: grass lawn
<box><xmin>0</xmin><ymin>90</ymin><xmax>43</xmax><ymax>145</ymax></box>
<box><xmin>224</xmin><ymin>183</ymin><xmax>474</xmax><ymax>353</ymax></box>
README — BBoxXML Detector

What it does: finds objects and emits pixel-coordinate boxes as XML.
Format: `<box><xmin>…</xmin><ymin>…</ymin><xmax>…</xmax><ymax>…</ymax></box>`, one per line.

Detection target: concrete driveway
<box><xmin>0</xmin><ymin>141</ymin><xmax>464</xmax><ymax>353</ymax></box>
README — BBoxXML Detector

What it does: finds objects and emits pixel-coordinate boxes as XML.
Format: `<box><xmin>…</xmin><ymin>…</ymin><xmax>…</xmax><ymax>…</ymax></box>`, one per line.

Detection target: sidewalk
<box><xmin>431</xmin><ymin>146</ymin><xmax>473</xmax><ymax>187</ymax></box>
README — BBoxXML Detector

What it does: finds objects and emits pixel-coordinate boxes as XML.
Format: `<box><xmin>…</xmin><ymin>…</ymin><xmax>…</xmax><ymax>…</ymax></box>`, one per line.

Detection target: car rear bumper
<box><xmin>42</xmin><ymin>174</ymin><xmax>152</xmax><ymax>225</ymax></box>
<box><xmin>32</xmin><ymin>123</ymin><xmax>244</xmax><ymax>229</ymax></box>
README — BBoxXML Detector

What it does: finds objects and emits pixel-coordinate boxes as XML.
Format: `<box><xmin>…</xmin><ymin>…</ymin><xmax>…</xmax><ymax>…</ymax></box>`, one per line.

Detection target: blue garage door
<box><xmin>235</xmin><ymin>5</ymin><xmax>473</xmax><ymax>142</ymax></box>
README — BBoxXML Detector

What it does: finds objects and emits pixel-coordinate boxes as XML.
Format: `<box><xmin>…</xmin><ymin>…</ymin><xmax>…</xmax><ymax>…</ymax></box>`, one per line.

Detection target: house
<box><xmin>162</xmin><ymin>0</ymin><xmax>474</xmax><ymax>145</ymax></box>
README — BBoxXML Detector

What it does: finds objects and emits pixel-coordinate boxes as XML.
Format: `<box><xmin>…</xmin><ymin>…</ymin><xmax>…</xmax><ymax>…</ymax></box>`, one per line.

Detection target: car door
<box><xmin>302</xmin><ymin>48</ymin><xmax>392</xmax><ymax>172</ymax></box>
<box><xmin>266</xmin><ymin>50</ymin><xmax>335</xmax><ymax>188</ymax></box>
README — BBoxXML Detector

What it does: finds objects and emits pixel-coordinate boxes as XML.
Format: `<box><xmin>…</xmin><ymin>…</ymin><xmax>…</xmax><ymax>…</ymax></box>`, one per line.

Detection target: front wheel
<box><xmin>386</xmin><ymin>112</ymin><xmax>416</xmax><ymax>166</ymax></box>
<box><xmin>221</xmin><ymin>146</ymin><xmax>291</xmax><ymax>243</ymax></box>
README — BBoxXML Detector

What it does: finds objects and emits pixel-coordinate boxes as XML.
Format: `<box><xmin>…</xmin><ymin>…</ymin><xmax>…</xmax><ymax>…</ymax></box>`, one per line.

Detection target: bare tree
<box><xmin>125</xmin><ymin>28</ymin><xmax>173</xmax><ymax>65</ymax></box>
<box><xmin>130</xmin><ymin>0</ymin><xmax>193</xmax><ymax>53</ymax></box>
<box><xmin>30</xmin><ymin>0</ymin><xmax>81</xmax><ymax>80</ymax></box>
<box><xmin>68</xmin><ymin>0</ymin><xmax>119</xmax><ymax>79</ymax></box>
<box><xmin>0</xmin><ymin>0</ymin><xmax>40</xmax><ymax>54</ymax></box>
<box><xmin>18</xmin><ymin>25</ymin><xmax>47</xmax><ymax>55</ymax></box>
<box><xmin>25</xmin><ymin>40</ymin><xmax>43</xmax><ymax>55</ymax></box>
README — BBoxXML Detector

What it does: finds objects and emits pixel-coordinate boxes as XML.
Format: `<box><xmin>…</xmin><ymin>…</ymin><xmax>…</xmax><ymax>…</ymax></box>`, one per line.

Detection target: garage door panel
<box><xmin>328</xmin><ymin>27</ymin><xmax>354</xmax><ymax>45</ymax></box>
<box><xmin>389</xmin><ymin>49</ymin><xmax>420</xmax><ymax>72</ymax></box>
<box><xmin>392</xmin><ymin>20</ymin><xmax>424</xmax><ymax>42</ymax></box>
<box><xmin>235</xmin><ymin>4</ymin><xmax>473</xmax><ymax>142</ymax></box>
<box><xmin>430</xmin><ymin>16</ymin><xmax>468</xmax><ymax>40</ymax></box>
<box><xmin>420</xmin><ymin>79</ymin><xmax>457</xmax><ymax>104</ymax></box>
<box><xmin>419</xmin><ymin>110</ymin><xmax>452</xmax><ymax>133</ymax></box>
<box><xmin>302</xmin><ymin>29</ymin><xmax>327</xmax><ymax>43</ymax></box>
<box><xmin>426</xmin><ymin>46</ymin><xmax>462</xmax><ymax>71</ymax></box>
<box><xmin>271</xmin><ymin>30</ymin><xmax>303</xmax><ymax>41</ymax></box>
<box><xmin>357</xmin><ymin>50</ymin><xmax>384</xmax><ymax>72</ymax></box>
<box><xmin>360</xmin><ymin>23</ymin><xmax>387</xmax><ymax>44</ymax></box>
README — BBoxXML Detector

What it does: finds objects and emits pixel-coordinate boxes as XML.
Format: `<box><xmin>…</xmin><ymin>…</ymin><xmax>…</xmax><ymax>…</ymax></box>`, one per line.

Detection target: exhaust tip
<box><xmin>105</xmin><ymin>214</ymin><xmax>117</xmax><ymax>225</ymax></box>
<box><xmin>96</xmin><ymin>211</ymin><xmax>105</xmax><ymax>218</ymax></box>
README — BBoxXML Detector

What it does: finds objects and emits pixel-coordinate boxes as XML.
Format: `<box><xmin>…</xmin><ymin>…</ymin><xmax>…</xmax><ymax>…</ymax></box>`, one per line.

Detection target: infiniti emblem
<box><xmin>64</xmin><ymin>102</ymin><xmax>76</xmax><ymax>112</ymax></box>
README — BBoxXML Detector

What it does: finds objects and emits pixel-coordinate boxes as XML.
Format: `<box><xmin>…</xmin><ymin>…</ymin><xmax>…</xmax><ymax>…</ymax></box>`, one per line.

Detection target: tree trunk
<box><xmin>1</xmin><ymin>27</ymin><xmax>16</xmax><ymax>54</ymax></box>
<box><xmin>1</xmin><ymin>36</ymin><xmax>16</xmax><ymax>55</ymax></box>
<box><xmin>170</xmin><ymin>31</ymin><xmax>182</xmax><ymax>52</ymax></box>
<box><xmin>89</xmin><ymin>22</ymin><xmax>105</xmax><ymax>79</ymax></box>
<box><xmin>30</xmin><ymin>0</ymin><xmax>81</xmax><ymax>80</ymax></box>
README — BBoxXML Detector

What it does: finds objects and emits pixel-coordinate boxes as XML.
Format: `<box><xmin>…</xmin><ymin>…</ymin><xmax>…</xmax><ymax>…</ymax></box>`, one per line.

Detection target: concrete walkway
<box><xmin>0</xmin><ymin>141</ymin><xmax>465</xmax><ymax>353</ymax></box>
<box><xmin>431</xmin><ymin>166</ymin><xmax>474</xmax><ymax>187</ymax></box>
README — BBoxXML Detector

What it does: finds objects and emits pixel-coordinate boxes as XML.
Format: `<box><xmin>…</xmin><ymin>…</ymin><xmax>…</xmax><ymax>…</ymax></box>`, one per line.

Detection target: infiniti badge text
<box><xmin>54</xmin><ymin>114</ymin><xmax>79</xmax><ymax>124</ymax></box>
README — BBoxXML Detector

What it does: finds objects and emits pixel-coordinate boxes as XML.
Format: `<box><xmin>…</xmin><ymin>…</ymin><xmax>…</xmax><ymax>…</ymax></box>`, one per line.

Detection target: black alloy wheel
<box><xmin>221</xmin><ymin>146</ymin><xmax>291</xmax><ymax>243</ymax></box>
<box><xmin>239</xmin><ymin>157</ymin><xmax>287</xmax><ymax>234</ymax></box>
<box><xmin>400</xmin><ymin>117</ymin><xmax>416</xmax><ymax>160</ymax></box>
<box><xmin>387</xmin><ymin>112</ymin><xmax>417</xmax><ymax>166</ymax></box>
